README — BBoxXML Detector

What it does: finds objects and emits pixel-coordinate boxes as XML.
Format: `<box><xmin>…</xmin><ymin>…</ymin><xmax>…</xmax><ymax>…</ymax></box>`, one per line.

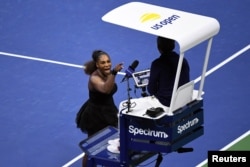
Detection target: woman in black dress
<box><xmin>77</xmin><ymin>50</ymin><xmax>123</xmax><ymax>167</ymax></box>
<box><xmin>78</xmin><ymin>50</ymin><xmax>123</xmax><ymax>136</ymax></box>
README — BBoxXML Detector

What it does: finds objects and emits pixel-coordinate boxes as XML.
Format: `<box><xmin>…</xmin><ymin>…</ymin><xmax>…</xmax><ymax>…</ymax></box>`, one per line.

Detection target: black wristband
<box><xmin>111</xmin><ymin>69</ymin><xmax>117</xmax><ymax>76</ymax></box>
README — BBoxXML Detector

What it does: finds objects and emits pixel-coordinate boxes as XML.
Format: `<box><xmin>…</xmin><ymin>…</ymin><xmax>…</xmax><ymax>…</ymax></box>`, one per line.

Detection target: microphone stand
<box><xmin>125</xmin><ymin>77</ymin><xmax>132</xmax><ymax>113</ymax></box>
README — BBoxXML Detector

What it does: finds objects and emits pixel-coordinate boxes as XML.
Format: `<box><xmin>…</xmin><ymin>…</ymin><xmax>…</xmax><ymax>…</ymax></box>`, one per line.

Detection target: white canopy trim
<box><xmin>102</xmin><ymin>2</ymin><xmax>220</xmax><ymax>52</ymax></box>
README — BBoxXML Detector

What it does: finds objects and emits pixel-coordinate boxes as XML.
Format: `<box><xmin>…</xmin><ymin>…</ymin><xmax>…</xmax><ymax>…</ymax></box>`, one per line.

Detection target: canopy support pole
<box><xmin>169</xmin><ymin>52</ymin><xmax>184</xmax><ymax>114</ymax></box>
<box><xmin>198</xmin><ymin>38</ymin><xmax>213</xmax><ymax>100</ymax></box>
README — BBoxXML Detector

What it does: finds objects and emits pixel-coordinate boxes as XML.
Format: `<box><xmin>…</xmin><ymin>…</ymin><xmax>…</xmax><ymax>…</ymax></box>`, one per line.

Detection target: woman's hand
<box><xmin>113</xmin><ymin>63</ymin><xmax>124</xmax><ymax>73</ymax></box>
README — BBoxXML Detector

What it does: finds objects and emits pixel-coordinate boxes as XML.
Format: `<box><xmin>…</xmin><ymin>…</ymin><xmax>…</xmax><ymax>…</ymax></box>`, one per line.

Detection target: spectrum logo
<box><xmin>129</xmin><ymin>125</ymin><xmax>168</xmax><ymax>139</ymax></box>
<box><xmin>140</xmin><ymin>13</ymin><xmax>180</xmax><ymax>30</ymax></box>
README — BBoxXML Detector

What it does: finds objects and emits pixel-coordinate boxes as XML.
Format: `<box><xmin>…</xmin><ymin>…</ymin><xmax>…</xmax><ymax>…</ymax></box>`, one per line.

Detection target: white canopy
<box><xmin>102</xmin><ymin>2</ymin><xmax>220</xmax><ymax>113</ymax></box>
<box><xmin>102</xmin><ymin>2</ymin><xmax>220</xmax><ymax>53</ymax></box>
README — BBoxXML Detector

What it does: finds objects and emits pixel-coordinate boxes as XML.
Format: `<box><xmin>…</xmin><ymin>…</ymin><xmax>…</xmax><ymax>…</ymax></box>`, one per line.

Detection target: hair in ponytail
<box><xmin>83</xmin><ymin>50</ymin><xmax>109</xmax><ymax>75</ymax></box>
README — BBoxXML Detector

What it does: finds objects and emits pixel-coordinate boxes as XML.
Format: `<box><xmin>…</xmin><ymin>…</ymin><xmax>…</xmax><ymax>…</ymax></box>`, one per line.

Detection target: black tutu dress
<box><xmin>77</xmin><ymin>84</ymin><xmax>118</xmax><ymax>136</ymax></box>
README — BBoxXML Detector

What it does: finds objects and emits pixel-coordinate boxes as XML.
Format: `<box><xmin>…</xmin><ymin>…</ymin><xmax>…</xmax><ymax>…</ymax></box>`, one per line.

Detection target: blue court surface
<box><xmin>0</xmin><ymin>0</ymin><xmax>249</xmax><ymax>167</ymax></box>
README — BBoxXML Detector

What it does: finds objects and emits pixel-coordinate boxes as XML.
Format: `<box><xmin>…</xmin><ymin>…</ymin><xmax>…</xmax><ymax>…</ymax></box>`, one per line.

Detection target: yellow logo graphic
<box><xmin>140</xmin><ymin>13</ymin><xmax>161</xmax><ymax>23</ymax></box>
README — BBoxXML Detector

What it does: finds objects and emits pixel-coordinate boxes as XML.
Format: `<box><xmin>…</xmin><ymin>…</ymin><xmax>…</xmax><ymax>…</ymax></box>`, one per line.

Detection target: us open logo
<box><xmin>140</xmin><ymin>13</ymin><xmax>180</xmax><ymax>30</ymax></box>
<box><xmin>140</xmin><ymin>13</ymin><xmax>161</xmax><ymax>23</ymax></box>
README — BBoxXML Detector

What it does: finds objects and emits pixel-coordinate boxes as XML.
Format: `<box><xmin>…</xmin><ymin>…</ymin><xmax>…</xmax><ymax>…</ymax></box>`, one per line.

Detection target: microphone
<box><xmin>121</xmin><ymin>60</ymin><xmax>139</xmax><ymax>82</ymax></box>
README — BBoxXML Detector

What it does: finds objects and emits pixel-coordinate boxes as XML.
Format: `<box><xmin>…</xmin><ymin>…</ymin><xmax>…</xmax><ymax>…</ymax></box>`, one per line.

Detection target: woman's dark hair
<box><xmin>157</xmin><ymin>36</ymin><xmax>175</xmax><ymax>53</ymax></box>
<box><xmin>84</xmin><ymin>50</ymin><xmax>109</xmax><ymax>75</ymax></box>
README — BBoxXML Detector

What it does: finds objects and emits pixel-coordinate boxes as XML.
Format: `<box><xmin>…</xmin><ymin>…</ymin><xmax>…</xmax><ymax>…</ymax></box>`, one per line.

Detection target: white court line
<box><xmin>62</xmin><ymin>152</ymin><xmax>85</xmax><ymax>167</ymax></box>
<box><xmin>194</xmin><ymin>44</ymin><xmax>250</xmax><ymax>83</ymax></box>
<box><xmin>196</xmin><ymin>130</ymin><xmax>250</xmax><ymax>167</ymax></box>
<box><xmin>1</xmin><ymin>44</ymin><xmax>249</xmax><ymax>80</ymax></box>
<box><xmin>0</xmin><ymin>51</ymin><xmax>126</xmax><ymax>75</ymax></box>
<box><xmin>0</xmin><ymin>51</ymin><xmax>84</xmax><ymax>68</ymax></box>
